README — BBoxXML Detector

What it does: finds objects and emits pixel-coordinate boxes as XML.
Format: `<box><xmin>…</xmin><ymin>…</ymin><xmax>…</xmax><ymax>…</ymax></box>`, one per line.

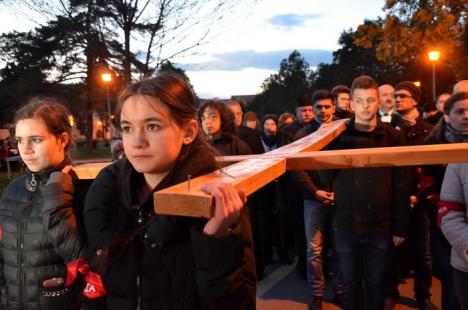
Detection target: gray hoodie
<box><xmin>440</xmin><ymin>163</ymin><xmax>468</xmax><ymax>273</ymax></box>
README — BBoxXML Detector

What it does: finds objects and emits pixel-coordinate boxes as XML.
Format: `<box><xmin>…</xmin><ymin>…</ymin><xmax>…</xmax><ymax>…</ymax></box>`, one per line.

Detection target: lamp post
<box><xmin>428</xmin><ymin>50</ymin><xmax>440</xmax><ymax>101</ymax></box>
<box><xmin>101</xmin><ymin>73</ymin><xmax>112</xmax><ymax>118</ymax></box>
<box><xmin>101</xmin><ymin>73</ymin><xmax>112</xmax><ymax>140</ymax></box>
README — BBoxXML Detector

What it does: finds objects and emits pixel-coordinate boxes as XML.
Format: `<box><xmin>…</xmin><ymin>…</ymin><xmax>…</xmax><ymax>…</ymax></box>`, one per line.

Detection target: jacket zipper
<box><xmin>137</xmin><ymin>275</ymin><xmax>141</xmax><ymax>310</ymax></box>
<box><xmin>18</xmin><ymin>215</ymin><xmax>26</xmax><ymax>308</ymax></box>
<box><xmin>18</xmin><ymin>195</ymin><xmax>35</xmax><ymax>308</ymax></box>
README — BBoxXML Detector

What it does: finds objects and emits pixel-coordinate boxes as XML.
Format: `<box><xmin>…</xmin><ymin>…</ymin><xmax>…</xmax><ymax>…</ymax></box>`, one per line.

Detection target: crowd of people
<box><xmin>0</xmin><ymin>72</ymin><xmax>466</xmax><ymax>310</ymax></box>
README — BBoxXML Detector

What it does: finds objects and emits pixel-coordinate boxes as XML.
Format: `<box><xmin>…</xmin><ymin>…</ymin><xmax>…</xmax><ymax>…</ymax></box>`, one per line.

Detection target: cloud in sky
<box><xmin>181</xmin><ymin>49</ymin><xmax>332</xmax><ymax>71</ymax></box>
<box><xmin>267</xmin><ymin>13</ymin><xmax>322</xmax><ymax>28</ymax></box>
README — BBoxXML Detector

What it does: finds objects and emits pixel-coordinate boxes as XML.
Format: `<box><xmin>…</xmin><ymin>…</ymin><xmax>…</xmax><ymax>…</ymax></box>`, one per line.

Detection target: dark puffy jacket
<box><xmin>83</xmin><ymin>141</ymin><xmax>256</xmax><ymax>310</ymax></box>
<box><xmin>0</xmin><ymin>164</ymin><xmax>85</xmax><ymax>310</ymax></box>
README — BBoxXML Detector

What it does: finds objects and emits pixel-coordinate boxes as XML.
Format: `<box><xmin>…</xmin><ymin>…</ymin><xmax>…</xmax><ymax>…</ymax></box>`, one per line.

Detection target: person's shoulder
<box><xmin>417</xmin><ymin>118</ymin><xmax>434</xmax><ymax>130</ymax></box>
<box><xmin>378</xmin><ymin>122</ymin><xmax>406</xmax><ymax>145</ymax></box>
<box><xmin>281</xmin><ymin>121</ymin><xmax>302</xmax><ymax>135</ymax></box>
<box><xmin>239</xmin><ymin>126</ymin><xmax>261</xmax><ymax>138</ymax></box>
<box><xmin>0</xmin><ymin>175</ymin><xmax>28</xmax><ymax>203</ymax></box>
<box><xmin>93</xmin><ymin>159</ymin><xmax>128</xmax><ymax>184</ymax></box>
<box><xmin>235</xmin><ymin>137</ymin><xmax>252</xmax><ymax>155</ymax></box>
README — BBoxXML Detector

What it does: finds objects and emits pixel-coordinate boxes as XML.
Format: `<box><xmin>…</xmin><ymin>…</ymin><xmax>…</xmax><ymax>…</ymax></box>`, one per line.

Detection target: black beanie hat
<box><xmin>296</xmin><ymin>92</ymin><xmax>313</xmax><ymax>107</ymax></box>
<box><xmin>396</xmin><ymin>81</ymin><xmax>421</xmax><ymax>103</ymax></box>
<box><xmin>262</xmin><ymin>114</ymin><xmax>279</xmax><ymax>127</ymax></box>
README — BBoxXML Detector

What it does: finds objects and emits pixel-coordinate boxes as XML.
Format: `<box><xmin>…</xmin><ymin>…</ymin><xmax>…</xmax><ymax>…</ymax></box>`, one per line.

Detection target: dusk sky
<box><xmin>0</xmin><ymin>0</ymin><xmax>386</xmax><ymax>98</ymax></box>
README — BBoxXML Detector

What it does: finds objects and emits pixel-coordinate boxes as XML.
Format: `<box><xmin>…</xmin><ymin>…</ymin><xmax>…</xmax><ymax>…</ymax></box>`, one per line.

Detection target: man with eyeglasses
<box><xmin>385</xmin><ymin>81</ymin><xmax>437</xmax><ymax>310</ymax></box>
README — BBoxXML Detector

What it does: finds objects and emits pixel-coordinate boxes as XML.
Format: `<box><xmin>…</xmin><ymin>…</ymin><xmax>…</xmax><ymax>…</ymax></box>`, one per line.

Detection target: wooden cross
<box><xmin>73</xmin><ymin>119</ymin><xmax>468</xmax><ymax>218</ymax></box>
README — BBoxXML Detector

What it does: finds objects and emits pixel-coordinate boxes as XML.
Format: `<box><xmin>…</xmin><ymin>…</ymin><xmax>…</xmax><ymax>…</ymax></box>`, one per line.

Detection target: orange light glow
<box><xmin>101</xmin><ymin>73</ymin><xmax>112</xmax><ymax>83</ymax></box>
<box><xmin>428</xmin><ymin>50</ymin><xmax>440</xmax><ymax>62</ymax></box>
<box><xmin>414</xmin><ymin>81</ymin><xmax>421</xmax><ymax>87</ymax></box>
<box><xmin>68</xmin><ymin>115</ymin><xmax>75</xmax><ymax>127</ymax></box>
<box><xmin>96</xmin><ymin>120</ymin><xmax>103</xmax><ymax>127</ymax></box>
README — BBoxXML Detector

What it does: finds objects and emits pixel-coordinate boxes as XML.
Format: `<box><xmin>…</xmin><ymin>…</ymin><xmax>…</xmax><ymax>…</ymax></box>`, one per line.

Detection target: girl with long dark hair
<box><xmin>83</xmin><ymin>72</ymin><xmax>256</xmax><ymax>310</ymax></box>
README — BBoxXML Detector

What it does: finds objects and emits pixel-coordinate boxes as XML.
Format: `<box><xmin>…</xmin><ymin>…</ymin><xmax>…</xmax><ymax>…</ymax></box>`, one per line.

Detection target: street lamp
<box><xmin>101</xmin><ymin>73</ymin><xmax>112</xmax><ymax>140</ymax></box>
<box><xmin>428</xmin><ymin>50</ymin><xmax>440</xmax><ymax>101</ymax></box>
<box><xmin>101</xmin><ymin>73</ymin><xmax>112</xmax><ymax>117</ymax></box>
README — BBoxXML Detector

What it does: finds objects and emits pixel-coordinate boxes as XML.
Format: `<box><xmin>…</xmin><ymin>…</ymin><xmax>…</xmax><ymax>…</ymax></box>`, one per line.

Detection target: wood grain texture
<box><xmin>73</xmin><ymin>162</ymin><xmax>111</xmax><ymax>179</ymax></box>
<box><xmin>286</xmin><ymin>143</ymin><xmax>468</xmax><ymax>170</ymax></box>
<box><xmin>155</xmin><ymin>158</ymin><xmax>286</xmax><ymax>218</ymax></box>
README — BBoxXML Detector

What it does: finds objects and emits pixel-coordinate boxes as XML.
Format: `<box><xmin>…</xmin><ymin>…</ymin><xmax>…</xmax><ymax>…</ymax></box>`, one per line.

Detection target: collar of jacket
<box><xmin>210</xmin><ymin>133</ymin><xmax>236</xmax><ymax>145</ymax></box>
<box><xmin>304</xmin><ymin>118</ymin><xmax>323</xmax><ymax>135</ymax></box>
<box><xmin>24</xmin><ymin>158</ymin><xmax>72</xmax><ymax>191</ymax></box>
<box><xmin>346</xmin><ymin>117</ymin><xmax>387</xmax><ymax>137</ymax></box>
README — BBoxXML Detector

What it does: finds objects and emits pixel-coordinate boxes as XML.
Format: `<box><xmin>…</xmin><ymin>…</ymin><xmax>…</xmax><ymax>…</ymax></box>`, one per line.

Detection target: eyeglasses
<box><xmin>394</xmin><ymin>93</ymin><xmax>412</xmax><ymax>99</ymax></box>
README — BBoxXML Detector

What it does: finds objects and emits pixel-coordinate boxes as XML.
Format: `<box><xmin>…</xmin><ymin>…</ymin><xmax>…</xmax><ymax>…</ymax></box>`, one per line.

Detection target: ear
<box><xmin>182</xmin><ymin>119</ymin><xmax>198</xmax><ymax>145</ymax></box>
<box><xmin>59</xmin><ymin>132</ymin><xmax>70</xmax><ymax>150</ymax></box>
<box><xmin>350</xmin><ymin>99</ymin><xmax>356</xmax><ymax>112</ymax></box>
<box><xmin>443</xmin><ymin>114</ymin><xmax>450</xmax><ymax>124</ymax></box>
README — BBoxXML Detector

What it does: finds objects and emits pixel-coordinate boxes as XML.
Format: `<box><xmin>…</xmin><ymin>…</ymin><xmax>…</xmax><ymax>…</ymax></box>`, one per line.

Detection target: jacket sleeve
<box><xmin>290</xmin><ymin>170</ymin><xmax>318</xmax><ymax>197</ymax></box>
<box><xmin>191</xmin><ymin>208</ymin><xmax>256</xmax><ymax>310</ymax></box>
<box><xmin>391</xmin><ymin>166</ymin><xmax>411</xmax><ymax>237</ymax></box>
<box><xmin>440</xmin><ymin>164</ymin><xmax>468</xmax><ymax>262</ymax></box>
<box><xmin>83</xmin><ymin>167</ymin><xmax>119</xmax><ymax>252</ymax></box>
<box><xmin>41</xmin><ymin>171</ymin><xmax>84</xmax><ymax>263</ymax></box>
<box><xmin>391</xmin><ymin>132</ymin><xmax>410</xmax><ymax>237</ymax></box>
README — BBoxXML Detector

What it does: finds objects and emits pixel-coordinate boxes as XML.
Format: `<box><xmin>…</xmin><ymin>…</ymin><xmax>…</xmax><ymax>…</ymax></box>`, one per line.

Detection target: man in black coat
<box><xmin>386</xmin><ymin>81</ymin><xmax>437</xmax><ymax>310</ymax></box>
<box><xmin>226</xmin><ymin>100</ymin><xmax>264</xmax><ymax>155</ymax></box>
<box><xmin>276</xmin><ymin>94</ymin><xmax>315</xmax><ymax>279</ymax></box>
<box><xmin>320</xmin><ymin>76</ymin><xmax>410</xmax><ymax>310</ymax></box>
<box><xmin>293</xmin><ymin>90</ymin><xmax>342</xmax><ymax>310</ymax></box>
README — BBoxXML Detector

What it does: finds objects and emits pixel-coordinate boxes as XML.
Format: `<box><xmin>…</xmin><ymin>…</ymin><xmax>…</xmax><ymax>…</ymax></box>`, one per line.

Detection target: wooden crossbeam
<box><xmin>217</xmin><ymin>143</ymin><xmax>468</xmax><ymax>169</ymax></box>
<box><xmin>267</xmin><ymin>119</ymin><xmax>348</xmax><ymax>155</ymax></box>
<box><xmin>71</xmin><ymin>119</ymin><xmax>347</xmax><ymax>180</ymax></box>
<box><xmin>285</xmin><ymin>143</ymin><xmax>468</xmax><ymax>170</ymax></box>
<box><xmin>70</xmin><ymin>119</ymin><xmax>468</xmax><ymax>219</ymax></box>
<box><xmin>155</xmin><ymin>158</ymin><xmax>286</xmax><ymax>218</ymax></box>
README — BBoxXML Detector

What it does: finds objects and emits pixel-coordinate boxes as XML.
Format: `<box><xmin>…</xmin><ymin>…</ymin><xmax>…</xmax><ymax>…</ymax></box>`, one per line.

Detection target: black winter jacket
<box><xmin>277</xmin><ymin>119</ymin><xmax>309</xmax><ymax>147</ymax></box>
<box><xmin>236</xmin><ymin>126</ymin><xmax>264</xmax><ymax>155</ymax></box>
<box><xmin>83</xmin><ymin>141</ymin><xmax>256</xmax><ymax>310</ymax></box>
<box><xmin>319</xmin><ymin>119</ymin><xmax>410</xmax><ymax>236</ymax></box>
<box><xmin>210</xmin><ymin>134</ymin><xmax>252</xmax><ymax>156</ymax></box>
<box><xmin>292</xmin><ymin>119</ymin><xmax>332</xmax><ymax>199</ymax></box>
<box><xmin>391</xmin><ymin>116</ymin><xmax>433</xmax><ymax>198</ymax></box>
<box><xmin>0</xmin><ymin>163</ymin><xmax>85</xmax><ymax>310</ymax></box>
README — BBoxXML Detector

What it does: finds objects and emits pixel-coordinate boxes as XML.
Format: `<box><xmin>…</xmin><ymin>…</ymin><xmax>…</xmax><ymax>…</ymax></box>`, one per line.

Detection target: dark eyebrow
<box><xmin>14</xmin><ymin>135</ymin><xmax>45</xmax><ymax>139</ymax></box>
<box><xmin>120</xmin><ymin>117</ymin><xmax>163</xmax><ymax>125</ymax></box>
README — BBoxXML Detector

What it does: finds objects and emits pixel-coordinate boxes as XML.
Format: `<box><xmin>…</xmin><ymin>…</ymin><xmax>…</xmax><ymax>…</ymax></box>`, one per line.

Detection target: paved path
<box><xmin>256</xmin><ymin>259</ymin><xmax>442</xmax><ymax>309</ymax></box>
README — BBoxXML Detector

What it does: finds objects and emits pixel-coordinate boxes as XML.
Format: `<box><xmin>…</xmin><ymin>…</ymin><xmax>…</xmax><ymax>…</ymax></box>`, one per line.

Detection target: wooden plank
<box><xmin>155</xmin><ymin>157</ymin><xmax>286</xmax><ymax>218</ymax></box>
<box><xmin>154</xmin><ymin>120</ymin><xmax>345</xmax><ymax>218</ymax></box>
<box><xmin>268</xmin><ymin>118</ymin><xmax>348</xmax><ymax>155</ymax></box>
<box><xmin>73</xmin><ymin>162</ymin><xmax>111</xmax><ymax>179</ymax></box>
<box><xmin>286</xmin><ymin>143</ymin><xmax>468</xmax><ymax>170</ymax></box>
<box><xmin>71</xmin><ymin>119</ymin><xmax>347</xmax><ymax>179</ymax></box>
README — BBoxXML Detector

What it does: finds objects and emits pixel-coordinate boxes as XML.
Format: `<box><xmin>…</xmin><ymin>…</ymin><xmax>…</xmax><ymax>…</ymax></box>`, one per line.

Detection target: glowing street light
<box><xmin>414</xmin><ymin>81</ymin><xmax>421</xmax><ymax>88</ymax></box>
<box><xmin>428</xmin><ymin>51</ymin><xmax>440</xmax><ymax>62</ymax></box>
<box><xmin>428</xmin><ymin>50</ymin><xmax>440</xmax><ymax>101</ymax></box>
<box><xmin>101</xmin><ymin>73</ymin><xmax>112</xmax><ymax>118</ymax></box>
